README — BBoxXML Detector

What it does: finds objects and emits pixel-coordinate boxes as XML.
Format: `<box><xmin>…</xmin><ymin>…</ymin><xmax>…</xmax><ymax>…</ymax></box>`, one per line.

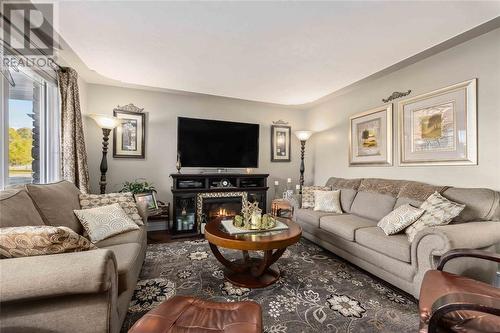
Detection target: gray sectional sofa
<box><xmin>293</xmin><ymin>177</ymin><xmax>500</xmax><ymax>298</ymax></box>
<box><xmin>0</xmin><ymin>181</ymin><xmax>147</xmax><ymax>333</ymax></box>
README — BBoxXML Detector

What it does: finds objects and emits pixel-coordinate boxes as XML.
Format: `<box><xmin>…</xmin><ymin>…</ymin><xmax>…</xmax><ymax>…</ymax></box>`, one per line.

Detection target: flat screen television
<box><xmin>177</xmin><ymin>117</ymin><xmax>259</xmax><ymax>168</ymax></box>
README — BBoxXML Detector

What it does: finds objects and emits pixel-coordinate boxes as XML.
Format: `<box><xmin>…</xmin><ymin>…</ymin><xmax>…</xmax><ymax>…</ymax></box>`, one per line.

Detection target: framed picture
<box><xmin>398</xmin><ymin>79</ymin><xmax>477</xmax><ymax>166</ymax></box>
<box><xmin>113</xmin><ymin>104</ymin><xmax>146</xmax><ymax>158</ymax></box>
<box><xmin>134</xmin><ymin>192</ymin><xmax>158</xmax><ymax>211</ymax></box>
<box><xmin>349</xmin><ymin>104</ymin><xmax>392</xmax><ymax>166</ymax></box>
<box><xmin>271</xmin><ymin>125</ymin><xmax>291</xmax><ymax>162</ymax></box>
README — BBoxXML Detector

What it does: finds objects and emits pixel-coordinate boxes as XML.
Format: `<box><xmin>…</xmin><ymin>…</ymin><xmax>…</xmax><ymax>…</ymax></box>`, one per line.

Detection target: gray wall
<box><xmin>82</xmin><ymin>84</ymin><xmax>306</xmax><ymax>208</ymax></box>
<box><xmin>305</xmin><ymin>28</ymin><xmax>500</xmax><ymax>190</ymax></box>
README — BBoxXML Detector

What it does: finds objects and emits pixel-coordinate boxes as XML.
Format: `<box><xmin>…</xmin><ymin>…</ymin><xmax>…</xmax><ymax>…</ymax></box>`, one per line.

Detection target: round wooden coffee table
<box><xmin>204</xmin><ymin>217</ymin><xmax>302</xmax><ymax>288</ymax></box>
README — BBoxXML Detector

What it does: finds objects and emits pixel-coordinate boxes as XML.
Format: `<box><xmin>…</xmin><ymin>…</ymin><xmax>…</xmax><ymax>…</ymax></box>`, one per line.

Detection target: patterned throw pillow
<box><xmin>302</xmin><ymin>186</ymin><xmax>331</xmax><ymax>209</ymax></box>
<box><xmin>79</xmin><ymin>192</ymin><xmax>144</xmax><ymax>226</ymax></box>
<box><xmin>314</xmin><ymin>190</ymin><xmax>342</xmax><ymax>213</ymax></box>
<box><xmin>405</xmin><ymin>192</ymin><xmax>465</xmax><ymax>242</ymax></box>
<box><xmin>377</xmin><ymin>204</ymin><xmax>425</xmax><ymax>236</ymax></box>
<box><xmin>74</xmin><ymin>203</ymin><xmax>140</xmax><ymax>243</ymax></box>
<box><xmin>0</xmin><ymin>226</ymin><xmax>96</xmax><ymax>259</ymax></box>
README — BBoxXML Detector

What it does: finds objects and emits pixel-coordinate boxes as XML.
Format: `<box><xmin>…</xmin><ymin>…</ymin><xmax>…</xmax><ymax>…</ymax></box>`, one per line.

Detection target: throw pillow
<box><xmin>74</xmin><ymin>203</ymin><xmax>140</xmax><ymax>243</ymax></box>
<box><xmin>405</xmin><ymin>192</ymin><xmax>465</xmax><ymax>242</ymax></box>
<box><xmin>79</xmin><ymin>192</ymin><xmax>144</xmax><ymax>226</ymax></box>
<box><xmin>313</xmin><ymin>190</ymin><xmax>342</xmax><ymax>213</ymax></box>
<box><xmin>0</xmin><ymin>226</ymin><xmax>96</xmax><ymax>259</ymax></box>
<box><xmin>377</xmin><ymin>204</ymin><xmax>425</xmax><ymax>236</ymax></box>
<box><xmin>302</xmin><ymin>186</ymin><xmax>331</xmax><ymax>209</ymax></box>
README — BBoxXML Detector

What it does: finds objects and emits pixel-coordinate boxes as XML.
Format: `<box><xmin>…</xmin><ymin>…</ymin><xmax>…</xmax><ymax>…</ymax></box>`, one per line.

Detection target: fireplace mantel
<box><xmin>170</xmin><ymin>173</ymin><xmax>269</xmax><ymax>237</ymax></box>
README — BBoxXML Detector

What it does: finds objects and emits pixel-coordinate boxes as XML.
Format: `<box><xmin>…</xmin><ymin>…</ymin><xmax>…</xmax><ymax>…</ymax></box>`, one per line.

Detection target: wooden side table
<box><xmin>148</xmin><ymin>203</ymin><xmax>170</xmax><ymax>231</ymax></box>
<box><xmin>271</xmin><ymin>199</ymin><xmax>294</xmax><ymax>219</ymax></box>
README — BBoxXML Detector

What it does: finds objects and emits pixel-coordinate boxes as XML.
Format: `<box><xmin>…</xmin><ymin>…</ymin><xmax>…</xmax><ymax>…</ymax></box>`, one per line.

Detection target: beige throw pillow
<box><xmin>79</xmin><ymin>192</ymin><xmax>144</xmax><ymax>226</ymax></box>
<box><xmin>314</xmin><ymin>190</ymin><xmax>342</xmax><ymax>213</ymax></box>
<box><xmin>302</xmin><ymin>186</ymin><xmax>331</xmax><ymax>209</ymax></box>
<box><xmin>74</xmin><ymin>203</ymin><xmax>140</xmax><ymax>243</ymax></box>
<box><xmin>0</xmin><ymin>226</ymin><xmax>96</xmax><ymax>259</ymax></box>
<box><xmin>377</xmin><ymin>204</ymin><xmax>425</xmax><ymax>236</ymax></box>
<box><xmin>405</xmin><ymin>192</ymin><xmax>465</xmax><ymax>242</ymax></box>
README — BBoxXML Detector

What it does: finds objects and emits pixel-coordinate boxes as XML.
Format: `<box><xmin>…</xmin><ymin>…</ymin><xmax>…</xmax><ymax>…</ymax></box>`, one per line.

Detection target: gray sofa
<box><xmin>293</xmin><ymin>177</ymin><xmax>500</xmax><ymax>298</ymax></box>
<box><xmin>0</xmin><ymin>181</ymin><xmax>147</xmax><ymax>333</ymax></box>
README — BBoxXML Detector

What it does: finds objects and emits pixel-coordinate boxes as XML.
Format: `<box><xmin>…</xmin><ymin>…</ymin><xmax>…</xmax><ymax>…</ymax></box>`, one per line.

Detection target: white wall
<box><xmin>82</xmin><ymin>84</ymin><xmax>306</xmax><ymax>208</ymax></box>
<box><xmin>305</xmin><ymin>28</ymin><xmax>500</xmax><ymax>190</ymax></box>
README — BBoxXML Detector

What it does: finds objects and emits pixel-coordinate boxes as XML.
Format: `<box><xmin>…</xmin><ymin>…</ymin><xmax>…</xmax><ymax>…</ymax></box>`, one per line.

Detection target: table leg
<box><xmin>208</xmin><ymin>243</ymin><xmax>287</xmax><ymax>288</ymax></box>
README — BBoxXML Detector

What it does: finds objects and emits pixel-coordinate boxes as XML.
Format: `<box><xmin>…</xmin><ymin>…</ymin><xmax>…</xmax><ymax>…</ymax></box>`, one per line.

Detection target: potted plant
<box><xmin>120</xmin><ymin>179</ymin><xmax>158</xmax><ymax>211</ymax></box>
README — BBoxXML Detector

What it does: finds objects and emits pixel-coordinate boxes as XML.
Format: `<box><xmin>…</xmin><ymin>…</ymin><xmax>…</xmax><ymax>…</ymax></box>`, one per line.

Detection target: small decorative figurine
<box><xmin>233</xmin><ymin>201</ymin><xmax>276</xmax><ymax>231</ymax></box>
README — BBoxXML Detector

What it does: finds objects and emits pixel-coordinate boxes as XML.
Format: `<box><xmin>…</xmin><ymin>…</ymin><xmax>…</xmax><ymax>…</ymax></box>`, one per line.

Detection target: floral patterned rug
<box><xmin>121</xmin><ymin>238</ymin><xmax>419</xmax><ymax>332</ymax></box>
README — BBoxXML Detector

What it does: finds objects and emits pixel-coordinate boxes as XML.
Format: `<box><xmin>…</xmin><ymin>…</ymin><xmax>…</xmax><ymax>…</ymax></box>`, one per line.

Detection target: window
<box><xmin>1</xmin><ymin>68</ymin><xmax>59</xmax><ymax>189</ymax></box>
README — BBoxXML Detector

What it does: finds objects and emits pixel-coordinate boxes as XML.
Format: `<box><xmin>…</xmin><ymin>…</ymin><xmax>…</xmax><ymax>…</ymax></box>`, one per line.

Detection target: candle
<box><xmin>274</xmin><ymin>181</ymin><xmax>279</xmax><ymax>186</ymax></box>
<box><xmin>287</xmin><ymin>178</ymin><xmax>292</xmax><ymax>183</ymax></box>
<box><xmin>296</xmin><ymin>184</ymin><xmax>300</xmax><ymax>190</ymax></box>
<box><xmin>251</xmin><ymin>212</ymin><xmax>261</xmax><ymax>229</ymax></box>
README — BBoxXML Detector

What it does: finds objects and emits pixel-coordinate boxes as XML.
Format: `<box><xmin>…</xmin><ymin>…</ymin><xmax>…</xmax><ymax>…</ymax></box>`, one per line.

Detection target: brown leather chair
<box><xmin>128</xmin><ymin>295</ymin><xmax>262</xmax><ymax>333</ymax></box>
<box><xmin>419</xmin><ymin>249</ymin><xmax>500</xmax><ymax>333</ymax></box>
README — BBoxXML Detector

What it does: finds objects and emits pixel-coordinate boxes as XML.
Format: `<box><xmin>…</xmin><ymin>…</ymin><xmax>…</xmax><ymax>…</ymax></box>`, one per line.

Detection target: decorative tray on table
<box><xmin>221</xmin><ymin>218</ymin><xmax>289</xmax><ymax>235</ymax></box>
<box><xmin>220</xmin><ymin>201</ymin><xmax>289</xmax><ymax>235</ymax></box>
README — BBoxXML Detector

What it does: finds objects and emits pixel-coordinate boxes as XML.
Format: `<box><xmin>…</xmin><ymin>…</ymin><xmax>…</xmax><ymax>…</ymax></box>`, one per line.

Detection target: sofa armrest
<box><xmin>410</xmin><ymin>221</ymin><xmax>500</xmax><ymax>297</ymax></box>
<box><xmin>412</xmin><ymin>221</ymin><xmax>500</xmax><ymax>257</ymax></box>
<box><xmin>0</xmin><ymin>249</ymin><xmax>117</xmax><ymax>303</ymax></box>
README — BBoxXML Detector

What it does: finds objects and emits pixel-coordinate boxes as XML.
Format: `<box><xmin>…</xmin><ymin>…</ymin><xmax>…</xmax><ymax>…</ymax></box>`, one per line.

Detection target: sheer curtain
<box><xmin>57</xmin><ymin>68</ymin><xmax>90</xmax><ymax>193</ymax></box>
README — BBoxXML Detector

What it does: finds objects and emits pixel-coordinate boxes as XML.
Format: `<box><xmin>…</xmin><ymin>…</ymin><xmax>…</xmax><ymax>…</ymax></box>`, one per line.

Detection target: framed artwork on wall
<box><xmin>398</xmin><ymin>79</ymin><xmax>477</xmax><ymax>166</ymax></box>
<box><xmin>113</xmin><ymin>104</ymin><xmax>146</xmax><ymax>159</ymax></box>
<box><xmin>349</xmin><ymin>104</ymin><xmax>393</xmax><ymax>166</ymax></box>
<box><xmin>271</xmin><ymin>124</ymin><xmax>291</xmax><ymax>162</ymax></box>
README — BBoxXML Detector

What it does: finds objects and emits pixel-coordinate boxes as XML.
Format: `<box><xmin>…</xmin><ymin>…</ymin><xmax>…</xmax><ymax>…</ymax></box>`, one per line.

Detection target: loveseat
<box><xmin>0</xmin><ymin>181</ymin><xmax>147</xmax><ymax>333</ymax></box>
<box><xmin>293</xmin><ymin>177</ymin><xmax>500</xmax><ymax>298</ymax></box>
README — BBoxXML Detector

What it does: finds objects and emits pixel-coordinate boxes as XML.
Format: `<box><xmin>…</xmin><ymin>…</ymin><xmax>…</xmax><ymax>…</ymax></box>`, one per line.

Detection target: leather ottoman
<box><xmin>128</xmin><ymin>296</ymin><xmax>262</xmax><ymax>333</ymax></box>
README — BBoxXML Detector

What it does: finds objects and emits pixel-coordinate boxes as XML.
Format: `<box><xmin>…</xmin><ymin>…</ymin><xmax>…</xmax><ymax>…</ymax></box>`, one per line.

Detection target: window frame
<box><xmin>1</xmin><ymin>68</ymin><xmax>60</xmax><ymax>189</ymax></box>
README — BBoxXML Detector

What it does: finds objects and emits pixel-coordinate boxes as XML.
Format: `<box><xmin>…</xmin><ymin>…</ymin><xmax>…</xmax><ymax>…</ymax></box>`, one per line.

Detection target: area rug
<box><xmin>121</xmin><ymin>238</ymin><xmax>419</xmax><ymax>332</ymax></box>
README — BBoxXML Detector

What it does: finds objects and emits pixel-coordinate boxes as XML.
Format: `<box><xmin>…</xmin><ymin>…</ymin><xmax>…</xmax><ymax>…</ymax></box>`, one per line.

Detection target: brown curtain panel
<box><xmin>57</xmin><ymin>68</ymin><xmax>90</xmax><ymax>193</ymax></box>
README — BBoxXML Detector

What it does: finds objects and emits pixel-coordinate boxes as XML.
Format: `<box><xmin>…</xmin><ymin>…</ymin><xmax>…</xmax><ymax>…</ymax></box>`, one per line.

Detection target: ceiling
<box><xmin>56</xmin><ymin>1</ymin><xmax>500</xmax><ymax>106</ymax></box>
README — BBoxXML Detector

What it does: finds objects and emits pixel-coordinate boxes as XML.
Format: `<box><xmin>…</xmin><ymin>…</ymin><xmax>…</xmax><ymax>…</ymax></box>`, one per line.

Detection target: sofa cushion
<box><xmin>74</xmin><ymin>203</ymin><xmax>140</xmax><ymax>243</ymax></box>
<box><xmin>314</xmin><ymin>190</ymin><xmax>342</xmax><ymax>213</ymax></box>
<box><xmin>26</xmin><ymin>181</ymin><xmax>83</xmax><ymax>234</ymax></box>
<box><xmin>405</xmin><ymin>192</ymin><xmax>465</xmax><ymax>242</ymax></box>
<box><xmin>355</xmin><ymin>227</ymin><xmax>411</xmax><ymax>262</ymax></box>
<box><xmin>442</xmin><ymin>187</ymin><xmax>500</xmax><ymax>222</ymax></box>
<box><xmin>325</xmin><ymin>177</ymin><xmax>361</xmax><ymax>213</ymax></box>
<box><xmin>350</xmin><ymin>192</ymin><xmax>396</xmax><ymax>221</ymax></box>
<box><xmin>0</xmin><ymin>226</ymin><xmax>96</xmax><ymax>259</ymax></box>
<box><xmin>79</xmin><ymin>192</ymin><xmax>144</xmax><ymax>226</ymax></box>
<box><xmin>301</xmin><ymin>186</ymin><xmax>331</xmax><ymax>209</ymax></box>
<box><xmin>397</xmin><ymin>180</ymin><xmax>447</xmax><ymax>202</ymax></box>
<box><xmin>319</xmin><ymin>214</ymin><xmax>376</xmax><ymax>241</ymax></box>
<box><xmin>0</xmin><ymin>189</ymin><xmax>45</xmax><ymax>227</ymax></box>
<box><xmin>338</xmin><ymin>189</ymin><xmax>358</xmax><ymax>213</ymax></box>
<box><xmin>358</xmin><ymin>178</ymin><xmax>405</xmax><ymax>197</ymax></box>
<box><xmin>102</xmin><ymin>243</ymin><xmax>142</xmax><ymax>294</ymax></box>
<box><xmin>377</xmin><ymin>204</ymin><xmax>425</xmax><ymax>236</ymax></box>
<box><xmin>95</xmin><ymin>226</ymin><xmax>147</xmax><ymax>248</ymax></box>
<box><xmin>294</xmin><ymin>209</ymin><xmax>338</xmax><ymax>228</ymax></box>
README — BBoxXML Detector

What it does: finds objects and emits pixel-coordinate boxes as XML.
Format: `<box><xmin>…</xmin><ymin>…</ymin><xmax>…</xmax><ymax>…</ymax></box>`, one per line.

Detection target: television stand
<box><xmin>170</xmin><ymin>173</ymin><xmax>269</xmax><ymax>238</ymax></box>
